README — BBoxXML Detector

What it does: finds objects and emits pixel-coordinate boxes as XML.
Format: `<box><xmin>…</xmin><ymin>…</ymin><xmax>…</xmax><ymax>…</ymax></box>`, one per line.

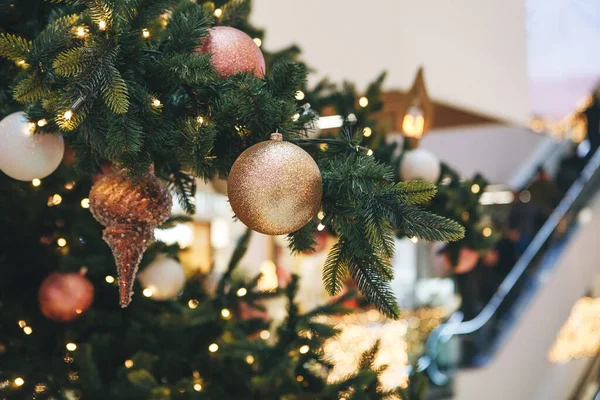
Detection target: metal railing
<box><xmin>420</xmin><ymin>147</ymin><xmax>600</xmax><ymax>386</ymax></box>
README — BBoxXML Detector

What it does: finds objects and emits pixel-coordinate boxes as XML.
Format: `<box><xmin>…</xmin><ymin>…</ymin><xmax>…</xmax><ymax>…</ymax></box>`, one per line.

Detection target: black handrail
<box><xmin>421</xmin><ymin>147</ymin><xmax>600</xmax><ymax>386</ymax></box>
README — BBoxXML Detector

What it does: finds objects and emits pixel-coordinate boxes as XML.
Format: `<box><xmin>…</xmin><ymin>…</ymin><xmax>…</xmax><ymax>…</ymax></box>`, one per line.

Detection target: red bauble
<box><xmin>89</xmin><ymin>168</ymin><xmax>172</xmax><ymax>307</ymax></box>
<box><xmin>39</xmin><ymin>271</ymin><xmax>94</xmax><ymax>322</ymax></box>
<box><xmin>199</xmin><ymin>26</ymin><xmax>265</xmax><ymax>78</ymax></box>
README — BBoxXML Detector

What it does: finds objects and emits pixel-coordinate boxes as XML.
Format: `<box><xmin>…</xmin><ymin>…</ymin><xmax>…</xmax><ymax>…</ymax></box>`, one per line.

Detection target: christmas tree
<box><xmin>0</xmin><ymin>0</ymin><xmax>464</xmax><ymax>398</ymax></box>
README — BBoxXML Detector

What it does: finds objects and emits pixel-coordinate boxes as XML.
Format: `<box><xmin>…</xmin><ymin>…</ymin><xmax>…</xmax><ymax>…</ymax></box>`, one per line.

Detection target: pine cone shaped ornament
<box><xmin>89</xmin><ymin>168</ymin><xmax>172</xmax><ymax>307</ymax></box>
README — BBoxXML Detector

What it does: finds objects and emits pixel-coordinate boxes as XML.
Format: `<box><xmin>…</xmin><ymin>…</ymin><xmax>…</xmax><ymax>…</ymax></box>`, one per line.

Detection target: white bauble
<box><xmin>138</xmin><ymin>256</ymin><xmax>186</xmax><ymax>300</ymax></box>
<box><xmin>0</xmin><ymin>112</ymin><xmax>64</xmax><ymax>181</ymax></box>
<box><xmin>399</xmin><ymin>148</ymin><xmax>440</xmax><ymax>183</ymax></box>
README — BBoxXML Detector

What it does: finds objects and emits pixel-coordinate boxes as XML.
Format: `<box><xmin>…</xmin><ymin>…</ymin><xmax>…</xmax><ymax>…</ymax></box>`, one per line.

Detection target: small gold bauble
<box><xmin>227</xmin><ymin>133</ymin><xmax>322</xmax><ymax>235</ymax></box>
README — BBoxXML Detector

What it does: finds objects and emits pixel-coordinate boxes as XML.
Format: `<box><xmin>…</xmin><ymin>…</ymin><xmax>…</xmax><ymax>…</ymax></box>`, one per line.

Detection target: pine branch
<box><xmin>53</xmin><ymin>47</ymin><xmax>89</xmax><ymax>76</ymax></box>
<box><xmin>286</xmin><ymin>220</ymin><xmax>317</xmax><ymax>254</ymax></box>
<box><xmin>358</xmin><ymin>342</ymin><xmax>380</xmax><ymax>370</ymax></box>
<box><xmin>0</xmin><ymin>33</ymin><xmax>32</xmax><ymax>62</ymax></box>
<box><xmin>322</xmin><ymin>240</ymin><xmax>349</xmax><ymax>296</ymax></box>
<box><xmin>101</xmin><ymin>64</ymin><xmax>129</xmax><ymax>114</ymax></box>
<box><xmin>166</xmin><ymin>169</ymin><xmax>196</xmax><ymax>214</ymax></box>
<box><xmin>398</xmin><ymin>204</ymin><xmax>465</xmax><ymax>242</ymax></box>
<box><xmin>348</xmin><ymin>257</ymin><xmax>399</xmax><ymax>319</ymax></box>
<box><xmin>161</xmin><ymin>2</ymin><xmax>211</xmax><ymax>54</ymax></box>
<box><xmin>13</xmin><ymin>74</ymin><xmax>50</xmax><ymax>103</ymax></box>
<box><xmin>153</xmin><ymin>53</ymin><xmax>215</xmax><ymax>85</ymax></box>
<box><xmin>395</xmin><ymin>180</ymin><xmax>437</xmax><ymax>205</ymax></box>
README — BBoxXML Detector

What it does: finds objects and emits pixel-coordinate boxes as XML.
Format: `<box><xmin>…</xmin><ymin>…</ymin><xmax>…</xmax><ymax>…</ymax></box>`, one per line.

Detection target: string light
<box><xmin>64</xmin><ymin>181</ymin><xmax>75</xmax><ymax>190</ymax></box>
<box><xmin>236</xmin><ymin>288</ymin><xmax>247</xmax><ymax>297</ymax></box>
<box><xmin>482</xmin><ymin>227</ymin><xmax>492</xmax><ymax>237</ymax></box>
<box><xmin>142</xmin><ymin>28</ymin><xmax>150</xmax><ymax>38</ymax></box>
<box><xmin>124</xmin><ymin>359</ymin><xmax>134</xmax><ymax>368</ymax></box>
<box><xmin>66</xmin><ymin>342</ymin><xmax>77</xmax><ymax>351</ymax></box>
<box><xmin>37</xmin><ymin>119</ymin><xmax>47</xmax><ymax>127</ymax></box>
<box><xmin>49</xmin><ymin>194</ymin><xmax>62</xmax><ymax>206</ymax></box>
<box><xmin>76</xmin><ymin>26</ymin><xmax>86</xmax><ymax>37</ymax></box>
<box><xmin>461</xmin><ymin>211</ymin><xmax>470</xmax><ymax>221</ymax></box>
<box><xmin>296</xmin><ymin>375</ymin><xmax>304</xmax><ymax>382</ymax></box>
<box><xmin>362</xmin><ymin>127</ymin><xmax>372</xmax><ymax>137</ymax></box>
<box><xmin>402</xmin><ymin>106</ymin><xmax>426</xmax><ymax>139</ymax></box>
<box><xmin>471</xmin><ymin>184</ymin><xmax>481</xmax><ymax>194</ymax></box>
<box><xmin>23</xmin><ymin>326</ymin><xmax>33</xmax><ymax>335</ymax></box>
<box><xmin>142</xmin><ymin>288</ymin><xmax>153</xmax><ymax>297</ymax></box>
<box><xmin>80</xmin><ymin>198</ymin><xmax>90</xmax><ymax>208</ymax></box>
<box><xmin>213</xmin><ymin>8</ymin><xmax>222</xmax><ymax>17</ymax></box>
<box><xmin>253</xmin><ymin>38</ymin><xmax>262</xmax><ymax>47</ymax></box>
<box><xmin>152</xmin><ymin>98</ymin><xmax>161</xmax><ymax>107</ymax></box>
<box><xmin>57</xmin><ymin>238</ymin><xmax>67</xmax><ymax>247</ymax></box>
<box><xmin>188</xmin><ymin>299</ymin><xmax>199</xmax><ymax>309</ymax></box>
<box><xmin>358</xmin><ymin>96</ymin><xmax>369</xmax><ymax>107</ymax></box>
<box><xmin>299</xmin><ymin>345</ymin><xmax>310</xmax><ymax>354</ymax></box>
<box><xmin>63</xmin><ymin>110</ymin><xmax>73</xmax><ymax>120</ymax></box>
<box><xmin>17</xmin><ymin>59</ymin><xmax>26</xmax><ymax>66</ymax></box>
<box><xmin>193</xmin><ymin>383</ymin><xmax>202</xmax><ymax>392</ymax></box>
<box><xmin>18</xmin><ymin>320</ymin><xmax>26</xmax><ymax>328</ymax></box>
<box><xmin>32</xmin><ymin>179</ymin><xmax>41</xmax><ymax>187</ymax></box>
<box><xmin>14</xmin><ymin>377</ymin><xmax>24</xmax><ymax>387</ymax></box>
<box><xmin>245</xmin><ymin>355</ymin><xmax>255</xmax><ymax>364</ymax></box>
<box><xmin>291</xmin><ymin>113</ymin><xmax>300</xmax><ymax>122</ymax></box>
<box><xmin>105</xmin><ymin>275</ymin><xmax>115</xmax><ymax>283</ymax></box>
<box><xmin>220</xmin><ymin>308</ymin><xmax>231</xmax><ymax>320</ymax></box>
<box><xmin>196</xmin><ymin>116</ymin><xmax>204</xmax><ymax>124</ymax></box>
<box><xmin>75</xmin><ymin>309</ymin><xmax>83</xmax><ymax>315</ymax></box>
<box><xmin>98</xmin><ymin>20</ymin><xmax>107</xmax><ymax>30</ymax></box>
<box><xmin>208</xmin><ymin>343</ymin><xmax>219</xmax><ymax>352</ymax></box>
<box><xmin>317</xmin><ymin>223</ymin><xmax>326</xmax><ymax>231</ymax></box>
<box><xmin>259</xmin><ymin>330</ymin><xmax>270</xmax><ymax>340</ymax></box>
<box><xmin>295</xmin><ymin>90</ymin><xmax>305</xmax><ymax>100</ymax></box>
<box><xmin>366</xmin><ymin>149</ymin><xmax>374</xmax><ymax>156</ymax></box>
<box><xmin>410</xmin><ymin>236</ymin><xmax>418</xmax><ymax>244</ymax></box>
<box><xmin>317</xmin><ymin>211</ymin><xmax>325</xmax><ymax>220</ymax></box>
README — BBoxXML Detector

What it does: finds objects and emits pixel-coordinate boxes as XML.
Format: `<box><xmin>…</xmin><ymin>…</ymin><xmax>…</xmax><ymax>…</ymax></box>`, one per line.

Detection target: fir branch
<box><xmin>395</xmin><ymin>180</ymin><xmax>437</xmax><ymax>205</ymax></box>
<box><xmin>166</xmin><ymin>169</ymin><xmax>196</xmax><ymax>214</ymax></box>
<box><xmin>101</xmin><ymin>64</ymin><xmax>129</xmax><ymax>114</ymax></box>
<box><xmin>286</xmin><ymin>220</ymin><xmax>317</xmax><ymax>254</ymax></box>
<box><xmin>0</xmin><ymin>33</ymin><xmax>32</xmax><ymax>62</ymax></box>
<box><xmin>398</xmin><ymin>204</ymin><xmax>465</xmax><ymax>242</ymax></box>
<box><xmin>322</xmin><ymin>241</ymin><xmax>349</xmax><ymax>296</ymax></box>
<box><xmin>29</xmin><ymin>13</ymin><xmax>79</xmax><ymax>63</ymax></box>
<box><xmin>13</xmin><ymin>74</ymin><xmax>50</xmax><ymax>103</ymax></box>
<box><xmin>106</xmin><ymin>114</ymin><xmax>143</xmax><ymax>157</ymax></box>
<box><xmin>221</xmin><ymin>0</ymin><xmax>251</xmax><ymax>27</ymax></box>
<box><xmin>348</xmin><ymin>257</ymin><xmax>399</xmax><ymax>319</ymax></box>
<box><xmin>53</xmin><ymin>47</ymin><xmax>89</xmax><ymax>76</ymax></box>
<box><xmin>358</xmin><ymin>342</ymin><xmax>380</xmax><ymax>370</ymax></box>
<box><xmin>161</xmin><ymin>2</ymin><xmax>211</xmax><ymax>54</ymax></box>
<box><xmin>154</xmin><ymin>53</ymin><xmax>215</xmax><ymax>85</ymax></box>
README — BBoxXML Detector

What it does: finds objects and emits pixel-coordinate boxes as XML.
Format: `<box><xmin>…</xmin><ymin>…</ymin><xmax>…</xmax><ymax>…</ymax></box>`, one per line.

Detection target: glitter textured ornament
<box><xmin>89</xmin><ymin>169</ymin><xmax>172</xmax><ymax>307</ymax></box>
<box><xmin>0</xmin><ymin>112</ymin><xmax>64</xmax><ymax>181</ymax></box>
<box><xmin>198</xmin><ymin>26</ymin><xmax>265</xmax><ymax>78</ymax></box>
<box><xmin>39</xmin><ymin>270</ymin><xmax>94</xmax><ymax>322</ymax></box>
<box><xmin>228</xmin><ymin>133</ymin><xmax>322</xmax><ymax>235</ymax></box>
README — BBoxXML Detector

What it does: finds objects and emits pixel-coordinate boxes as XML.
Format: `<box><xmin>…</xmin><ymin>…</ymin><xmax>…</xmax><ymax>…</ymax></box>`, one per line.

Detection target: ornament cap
<box><xmin>270</xmin><ymin>132</ymin><xmax>283</xmax><ymax>142</ymax></box>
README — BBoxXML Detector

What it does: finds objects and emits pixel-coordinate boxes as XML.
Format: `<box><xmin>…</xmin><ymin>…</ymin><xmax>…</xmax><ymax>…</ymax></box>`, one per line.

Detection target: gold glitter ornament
<box><xmin>89</xmin><ymin>168</ymin><xmax>172</xmax><ymax>307</ymax></box>
<box><xmin>198</xmin><ymin>26</ymin><xmax>265</xmax><ymax>78</ymax></box>
<box><xmin>228</xmin><ymin>133</ymin><xmax>322</xmax><ymax>235</ymax></box>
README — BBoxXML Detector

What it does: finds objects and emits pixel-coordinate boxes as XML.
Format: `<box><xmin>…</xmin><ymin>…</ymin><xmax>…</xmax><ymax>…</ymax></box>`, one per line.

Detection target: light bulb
<box><xmin>295</xmin><ymin>90</ymin><xmax>305</xmax><ymax>100</ymax></box>
<box><xmin>14</xmin><ymin>377</ymin><xmax>24</xmax><ymax>387</ymax></box>
<box><xmin>208</xmin><ymin>343</ymin><xmax>219</xmax><ymax>352</ymax></box>
<box><xmin>142</xmin><ymin>288</ymin><xmax>153</xmax><ymax>297</ymax></box>
<box><xmin>142</xmin><ymin>28</ymin><xmax>150</xmax><ymax>38</ymax></box>
<box><xmin>98</xmin><ymin>20</ymin><xmax>107</xmax><ymax>30</ymax></box>
<box><xmin>245</xmin><ymin>355</ymin><xmax>255</xmax><ymax>364</ymax></box>
<box><xmin>66</xmin><ymin>342</ymin><xmax>77</xmax><ymax>351</ymax></box>
<box><xmin>483</xmin><ymin>227</ymin><xmax>492</xmax><ymax>237</ymax></box>
<box><xmin>366</xmin><ymin>149</ymin><xmax>373</xmax><ymax>156</ymax></box>
<box><xmin>317</xmin><ymin>223</ymin><xmax>325</xmax><ymax>231</ymax></box>
<box><xmin>214</xmin><ymin>8</ymin><xmax>222</xmax><ymax>17</ymax></box>
<box><xmin>32</xmin><ymin>179</ymin><xmax>41</xmax><ymax>187</ymax></box>
<box><xmin>37</xmin><ymin>119</ymin><xmax>47</xmax><ymax>127</ymax></box>
<box><xmin>253</xmin><ymin>38</ymin><xmax>262</xmax><ymax>47</ymax></box>
<box><xmin>76</xmin><ymin>26</ymin><xmax>86</xmax><ymax>37</ymax></box>
<box><xmin>188</xmin><ymin>299</ymin><xmax>199</xmax><ymax>309</ymax></box>
<box><xmin>299</xmin><ymin>345</ymin><xmax>310</xmax><ymax>354</ymax></box>
<box><xmin>23</xmin><ymin>326</ymin><xmax>33</xmax><ymax>335</ymax></box>
<box><xmin>80</xmin><ymin>198</ymin><xmax>90</xmax><ymax>208</ymax></box>
<box><xmin>105</xmin><ymin>275</ymin><xmax>115</xmax><ymax>283</ymax></box>
<box><xmin>63</xmin><ymin>110</ymin><xmax>73</xmax><ymax>120</ymax></box>
<box><xmin>358</xmin><ymin>97</ymin><xmax>369</xmax><ymax>107</ymax></box>
<box><xmin>124</xmin><ymin>359</ymin><xmax>134</xmax><ymax>368</ymax></box>
<box><xmin>236</xmin><ymin>288</ymin><xmax>247</xmax><ymax>297</ymax></box>
<box><xmin>152</xmin><ymin>99</ymin><xmax>161</xmax><ymax>107</ymax></box>
<box><xmin>410</xmin><ymin>236</ymin><xmax>418</xmax><ymax>244</ymax></box>
<box><xmin>402</xmin><ymin>106</ymin><xmax>425</xmax><ymax>139</ymax></box>
<box><xmin>194</xmin><ymin>383</ymin><xmax>202</xmax><ymax>391</ymax></box>
<box><xmin>57</xmin><ymin>238</ymin><xmax>67</xmax><ymax>247</ymax></box>
<box><xmin>259</xmin><ymin>330</ymin><xmax>270</xmax><ymax>340</ymax></box>
<box><xmin>362</xmin><ymin>127</ymin><xmax>372</xmax><ymax>137</ymax></box>
<box><xmin>471</xmin><ymin>184</ymin><xmax>481</xmax><ymax>194</ymax></box>
<box><xmin>221</xmin><ymin>309</ymin><xmax>231</xmax><ymax>319</ymax></box>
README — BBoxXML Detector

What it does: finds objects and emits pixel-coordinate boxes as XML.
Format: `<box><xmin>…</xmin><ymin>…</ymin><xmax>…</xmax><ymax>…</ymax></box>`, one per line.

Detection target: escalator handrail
<box><xmin>424</xmin><ymin>147</ymin><xmax>600</xmax><ymax>384</ymax></box>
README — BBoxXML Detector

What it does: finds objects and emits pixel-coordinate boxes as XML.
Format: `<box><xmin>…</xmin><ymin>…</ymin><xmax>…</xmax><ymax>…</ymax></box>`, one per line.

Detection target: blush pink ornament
<box><xmin>198</xmin><ymin>26</ymin><xmax>265</xmax><ymax>78</ymax></box>
<box><xmin>39</xmin><ymin>270</ymin><xmax>94</xmax><ymax>322</ymax></box>
<box><xmin>443</xmin><ymin>247</ymin><xmax>480</xmax><ymax>275</ymax></box>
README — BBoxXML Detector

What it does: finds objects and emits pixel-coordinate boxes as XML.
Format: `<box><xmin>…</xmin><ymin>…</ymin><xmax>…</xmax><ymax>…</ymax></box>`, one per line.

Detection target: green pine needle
<box><xmin>0</xmin><ymin>33</ymin><xmax>32</xmax><ymax>62</ymax></box>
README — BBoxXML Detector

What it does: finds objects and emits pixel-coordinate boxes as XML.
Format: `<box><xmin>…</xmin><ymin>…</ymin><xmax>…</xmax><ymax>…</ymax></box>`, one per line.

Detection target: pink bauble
<box><xmin>443</xmin><ymin>247</ymin><xmax>480</xmax><ymax>275</ymax></box>
<box><xmin>39</xmin><ymin>271</ymin><xmax>94</xmax><ymax>322</ymax></box>
<box><xmin>199</xmin><ymin>26</ymin><xmax>265</xmax><ymax>77</ymax></box>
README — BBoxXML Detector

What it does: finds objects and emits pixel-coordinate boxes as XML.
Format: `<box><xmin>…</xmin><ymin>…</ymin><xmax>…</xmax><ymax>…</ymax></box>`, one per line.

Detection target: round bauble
<box><xmin>399</xmin><ymin>148</ymin><xmax>441</xmax><ymax>183</ymax></box>
<box><xmin>198</xmin><ymin>26</ymin><xmax>265</xmax><ymax>78</ymax></box>
<box><xmin>227</xmin><ymin>133</ymin><xmax>322</xmax><ymax>235</ymax></box>
<box><xmin>0</xmin><ymin>112</ymin><xmax>64</xmax><ymax>181</ymax></box>
<box><xmin>89</xmin><ymin>168</ymin><xmax>172</xmax><ymax>307</ymax></box>
<box><xmin>39</xmin><ymin>271</ymin><xmax>94</xmax><ymax>322</ymax></box>
<box><xmin>138</xmin><ymin>256</ymin><xmax>186</xmax><ymax>300</ymax></box>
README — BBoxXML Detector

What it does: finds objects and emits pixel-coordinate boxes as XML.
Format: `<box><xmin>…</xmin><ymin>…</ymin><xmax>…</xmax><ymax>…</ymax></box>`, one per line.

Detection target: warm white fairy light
<box><xmin>193</xmin><ymin>383</ymin><xmax>202</xmax><ymax>391</ymax></box>
<box><xmin>213</xmin><ymin>8</ymin><xmax>222</xmax><ymax>17</ymax></box>
<box><xmin>253</xmin><ymin>38</ymin><xmax>262</xmax><ymax>47</ymax></box>
<box><xmin>14</xmin><ymin>378</ymin><xmax>24</xmax><ymax>387</ymax></box>
<box><xmin>471</xmin><ymin>184</ymin><xmax>481</xmax><ymax>194</ymax></box>
<box><xmin>80</xmin><ymin>198</ymin><xmax>90</xmax><ymax>208</ymax></box>
<box><xmin>49</xmin><ymin>194</ymin><xmax>62</xmax><ymax>206</ymax></box>
<box><xmin>17</xmin><ymin>59</ymin><xmax>26</xmax><ymax>66</ymax></box>
<box><xmin>23</xmin><ymin>326</ymin><xmax>33</xmax><ymax>335</ymax></box>
<box><xmin>358</xmin><ymin>96</ymin><xmax>369</xmax><ymax>107</ymax></box>
<box><xmin>291</xmin><ymin>113</ymin><xmax>300</xmax><ymax>122</ymax></box>
<box><xmin>236</xmin><ymin>288</ymin><xmax>247</xmax><ymax>297</ymax></box>
<box><xmin>18</xmin><ymin>320</ymin><xmax>26</xmax><ymax>328</ymax></box>
<box><xmin>317</xmin><ymin>223</ymin><xmax>325</xmax><ymax>231</ymax></box>
<box><xmin>410</xmin><ymin>236</ymin><xmax>418</xmax><ymax>244</ymax></box>
<box><xmin>124</xmin><ymin>359</ymin><xmax>134</xmax><ymax>368</ymax></box>
<box><xmin>142</xmin><ymin>288</ymin><xmax>153</xmax><ymax>297</ymax></box>
<box><xmin>37</xmin><ymin>119</ymin><xmax>47</xmax><ymax>127</ymax></box>
<box><xmin>105</xmin><ymin>275</ymin><xmax>115</xmax><ymax>283</ymax></box>
<box><xmin>362</xmin><ymin>127</ymin><xmax>372</xmax><ymax>137</ymax></box>
<box><xmin>142</xmin><ymin>28</ymin><xmax>150</xmax><ymax>38</ymax></box>
<box><xmin>32</xmin><ymin>179</ymin><xmax>41</xmax><ymax>187</ymax></box>
<box><xmin>295</xmin><ymin>90</ymin><xmax>305</xmax><ymax>100</ymax></box>
<box><xmin>188</xmin><ymin>299</ymin><xmax>199</xmax><ymax>309</ymax></box>
<box><xmin>98</xmin><ymin>20</ymin><xmax>107</xmax><ymax>30</ymax></box>
<box><xmin>64</xmin><ymin>181</ymin><xmax>75</xmax><ymax>190</ymax></box>
<box><xmin>221</xmin><ymin>308</ymin><xmax>231</xmax><ymax>320</ymax></box>
<box><xmin>66</xmin><ymin>342</ymin><xmax>77</xmax><ymax>351</ymax></box>
<box><xmin>76</xmin><ymin>26</ymin><xmax>86</xmax><ymax>37</ymax></box>
<box><xmin>57</xmin><ymin>238</ymin><xmax>67</xmax><ymax>247</ymax></box>
<box><xmin>63</xmin><ymin>110</ymin><xmax>73</xmax><ymax>120</ymax></box>
<box><xmin>152</xmin><ymin>98</ymin><xmax>161</xmax><ymax>107</ymax></box>
<box><xmin>208</xmin><ymin>343</ymin><xmax>219</xmax><ymax>352</ymax></box>
<box><xmin>245</xmin><ymin>355</ymin><xmax>255</xmax><ymax>364</ymax></box>
<box><xmin>299</xmin><ymin>345</ymin><xmax>310</xmax><ymax>354</ymax></box>
<box><xmin>366</xmin><ymin>149</ymin><xmax>374</xmax><ymax>156</ymax></box>
<box><xmin>482</xmin><ymin>227</ymin><xmax>492</xmax><ymax>237</ymax></box>
<box><xmin>259</xmin><ymin>330</ymin><xmax>270</xmax><ymax>340</ymax></box>
<box><xmin>317</xmin><ymin>211</ymin><xmax>325</xmax><ymax>220</ymax></box>
<box><xmin>196</xmin><ymin>116</ymin><xmax>204</xmax><ymax>124</ymax></box>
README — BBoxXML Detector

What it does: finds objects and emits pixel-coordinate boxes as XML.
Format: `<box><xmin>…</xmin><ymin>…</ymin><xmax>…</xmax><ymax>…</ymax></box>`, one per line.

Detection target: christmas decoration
<box><xmin>198</xmin><ymin>26</ymin><xmax>265</xmax><ymax>78</ymax></box>
<box><xmin>227</xmin><ymin>132</ymin><xmax>322</xmax><ymax>235</ymax></box>
<box><xmin>138</xmin><ymin>255</ymin><xmax>186</xmax><ymax>300</ymax></box>
<box><xmin>400</xmin><ymin>148</ymin><xmax>441</xmax><ymax>183</ymax></box>
<box><xmin>38</xmin><ymin>270</ymin><xmax>94</xmax><ymax>322</ymax></box>
<box><xmin>89</xmin><ymin>169</ymin><xmax>172</xmax><ymax>307</ymax></box>
<box><xmin>0</xmin><ymin>112</ymin><xmax>64</xmax><ymax>181</ymax></box>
